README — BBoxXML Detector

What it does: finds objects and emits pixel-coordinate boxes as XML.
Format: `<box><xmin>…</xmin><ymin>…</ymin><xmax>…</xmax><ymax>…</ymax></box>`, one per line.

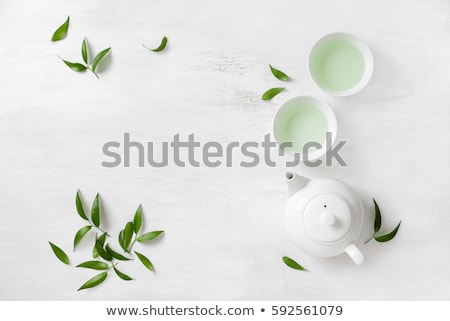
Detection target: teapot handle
<box><xmin>344</xmin><ymin>243</ymin><xmax>364</xmax><ymax>265</ymax></box>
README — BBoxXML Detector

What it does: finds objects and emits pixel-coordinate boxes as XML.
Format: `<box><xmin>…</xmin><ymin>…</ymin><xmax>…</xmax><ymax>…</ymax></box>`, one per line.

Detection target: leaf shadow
<box><xmin>85</xmin><ymin>39</ymin><xmax>93</xmax><ymax>65</ymax></box>
<box><xmin>99</xmin><ymin>198</ymin><xmax>110</xmax><ymax>232</ymax></box>
<box><xmin>95</xmin><ymin>53</ymin><xmax>113</xmax><ymax>75</ymax></box>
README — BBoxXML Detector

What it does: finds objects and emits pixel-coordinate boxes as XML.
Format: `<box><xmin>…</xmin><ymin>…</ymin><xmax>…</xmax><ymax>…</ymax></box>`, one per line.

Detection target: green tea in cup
<box><xmin>309</xmin><ymin>33</ymin><xmax>373</xmax><ymax>96</ymax></box>
<box><xmin>272</xmin><ymin>96</ymin><xmax>337</xmax><ymax>161</ymax></box>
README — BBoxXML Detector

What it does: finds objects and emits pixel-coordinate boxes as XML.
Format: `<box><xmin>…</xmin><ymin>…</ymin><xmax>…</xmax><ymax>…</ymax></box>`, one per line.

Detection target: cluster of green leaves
<box><xmin>117</xmin><ymin>205</ymin><xmax>164</xmax><ymax>272</ymax></box>
<box><xmin>366</xmin><ymin>199</ymin><xmax>401</xmax><ymax>243</ymax></box>
<box><xmin>51</xmin><ymin>16</ymin><xmax>111</xmax><ymax>79</ymax></box>
<box><xmin>52</xmin><ymin>16</ymin><xmax>168</xmax><ymax>79</ymax></box>
<box><xmin>262</xmin><ymin>65</ymin><xmax>291</xmax><ymax>101</ymax></box>
<box><xmin>49</xmin><ymin>190</ymin><xmax>165</xmax><ymax>291</ymax></box>
<box><xmin>58</xmin><ymin>38</ymin><xmax>111</xmax><ymax>79</ymax></box>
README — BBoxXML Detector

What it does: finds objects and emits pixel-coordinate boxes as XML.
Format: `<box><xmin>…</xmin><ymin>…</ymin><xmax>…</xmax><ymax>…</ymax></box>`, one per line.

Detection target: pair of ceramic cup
<box><xmin>272</xmin><ymin>32</ymin><xmax>374</xmax><ymax>160</ymax></box>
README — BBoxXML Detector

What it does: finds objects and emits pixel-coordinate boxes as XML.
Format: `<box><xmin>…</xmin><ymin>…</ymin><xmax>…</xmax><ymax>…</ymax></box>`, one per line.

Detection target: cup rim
<box><xmin>308</xmin><ymin>32</ymin><xmax>374</xmax><ymax>96</ymax></box>
<box><xmin>272</xmin><ymin>96</ymin><xmax>337</xmax><ymax>161</ymax></box>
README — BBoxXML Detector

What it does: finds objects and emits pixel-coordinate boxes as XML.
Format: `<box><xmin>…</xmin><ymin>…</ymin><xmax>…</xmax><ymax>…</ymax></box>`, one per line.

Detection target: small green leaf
<box><xmin>282</xmin><ymin>256</ymin><xmax>307</xmax><ymax>271</ymax></box>
<box><xmin>269</xmin><ymin>64</ymin><xmax>290</xmax><ymax>81</ymax></box>
<box><xmin>133</xmin><ymin>205</ymin><xmax>142</xmax><ymax>234</ymax></box>
<box><xmin>73</xmin><ymin>225</ymin><xmax>92</xmax><ymax>250</ymax></box>
<box><xmin>143</xmin><ymin>36</ymin><xmax>168</xmax><ymax>52</ymax></box>
<box><xmin>60</xmin><ymin>59</ymin><xmax>87</xmax><ymax>72</ymax></box>
<box><xmin>137</xmin><ymin>231</ymin><xmax>164</xmax><ymax>243</ymax></box>
<box><xmin>134</xmin><ymin>251</ymin><xmax>154</xmax><ymax>271</ymax></box>
<box><xmin>97</xmin><ymin>232</ymin><xmax>107</xmax><ymax>245</ymax></box>
<box><xmin>123</xmin><ymin>222</ymin><xmax>134</xmax><ymax>251</ymax></box>
<box><xmin>95</xmin><ymin>240</ymin><xmax>113</xmax><ymax>261</ymax></box>
<box><xmin>51</xmin><ymin>16</ymin><xmax>70</xmax><ymax>41</ymax></box>
<box><xmin>91</xmin><ymin>193</ymin><xmax>100</xmax><ymax>227</ymax></box>
<box><xmin>75</xmin><ymin>190</ymin><xmax>88</xmax><ymax>220</ymax></box>
<box><xmin>76</xmin><ymin>260</ymin><xmax>108</xmax><ymax>270</ymax></box>
<box><xmin>113</xmin><ymin>267</ymin><xmax>133</xmax><ymax>281</ymax></box>
<box><xmin>118</xmin><ymin>230</ymin><xmax>125</xmax><ymax>251</ymax></box>
<box><xmin>92</xmin><ymin>47</ymin><xmax>111</xmax><ymax>73</ymax></box>
<box><xmin>93</xmin><ymin>238</ymin><xmax>99</xmax><ymax>258</ymax></box>
<box><xmin>93</xmin><ymin>233</ymin><xmax>107</xmax><ymax>258</ymax></box>
<box><xmin>49</xmin><ymin>242</ymin><xmax>70</xmax><ymax>265</ymax></box>
<box><xmin>373</xmin><ymin>199</ymin><xmax>382</xmax><ymax>234</ymax></box>
<box><xmin>106</xmin><ymin>244</ymin><xmax>130</xmax><ymax>261</ymax></box>
<box><xmin>262</xmin><ymin>87</ymin><xmax>285</xmax><ymax>101</ymax></box>
<box><xmin>81</xmin><ymin>38</ymin><xmax>88</xmax><ymax>64</ymax></box>
<box><xmin>78</xmin><ymin>271</ymin><xmax>108</xmax><ymax>291</ymax></box>
<box><xmin>375</xmin><ymin>221</ymin><xmax>402</xmax><ymax>243</ymax></box>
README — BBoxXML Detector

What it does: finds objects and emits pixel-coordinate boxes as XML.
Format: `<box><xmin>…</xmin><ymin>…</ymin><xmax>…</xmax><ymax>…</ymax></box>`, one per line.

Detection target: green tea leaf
<box><xmin>373</xmin><ymin>199</ymin><xmax>382</xmax><ymax>233</ymax></box>
<box><xmin>262</xmin><ymin>87</ymin><xmax>285</xmax><ymax>101</ymax></box>
<box><xmin>282</xmin><ymin>256</ymin><xmax>307</xmax><ymax>271</ymax></box>
<box><xmin>123</xmin><ymin>222</ymin><xmax>134</xmax><ymax>251</ymax></box>
<box><xmin>133</xmin><ymin>205</ymin><xmax>142</xmax><ymax>234</ymax></box>
<box><xmin>60</xmin><ymin>59</ymin><xmax>87</xmax><ymax>72</ymax></box>
<box><xmin>143</xmin><ymin>36</ymin><xmax>168</xmax><ymax>52</ymax></box>
<box><xmin>113</xmin><ymin>266</ymin><xmax>133</xmax><ymax>281</ymax></box>
<box><xmin>97</xmin><ymin>232</ymin><xmax>108</xmax><ymax>246</ymax></box>
<box><xmin>134</xmin><ymin>251</ymin><xmax>154</xmax><ymax>272</ymax></box>
<box><xmin>95</xmin><ymin>240</ymin><xmax>113</xmax><ymax>261</ymax></box>
<box><xmin>137</xmin><ymin>231</ymin><xmax>164</xmax><ymax>243</ymax></box>
<box><xmin>78</xmin><ymin>271</ymin><xmax>108</xmax><ymax>291</ymax></box>
<box><xmin>91</xmin><ymin>193</ymin><xmax>100</xmax><ymax>227</ymax></box>
<box><xmin>269</xmin><ymin>64</ymin><xmax>290</xmax><ymax>81</ymax></box>
<box><xmin>118</xmin><ymin>230</ymin><xmax>125</xmax><ymax>252</ymax></box>
<box><xmin>106</xmin><ymin>244</ymin><xmax>130</xmax><ymax>261</ymax></box>
<box><xmin>92</xmin><ymin>47</ymin><xmax>111</xmax><ymax>73</ymax></box>
<box><xmin>75</xmin><ymin>190</ymin><xmax>88</xmax><ymax>220</ymax></box>
<box><xmin>93</xmin><ymin>233</ymin><xmax>107</xmax><ymax>259</ymax></box>
<box><xmin>93</xmin><ymin>235</ymin><xmax>99</xmax><ymax>258</ymax></box>
<box><xmin>73</xmin><ymin>225</ymin><xmax>92</xmax><ymax>250</ymax></box>
<box><xmin>81</xmin><ymin>38</ymin><xmax>88</xmax><ymax>64</ymax></box>
<box><xmin>49</xmin><ymin>242</ymin><xmax>70</xmax><ymax>265</ymax></box>
<box><xmin>375</xmin><ymin>221</ymin><xmax>401</xmax><ymax>243</ymax></box>
<box><xmin>76</xmin><ymin>260</ymin><xmax>108</xmax><ymax>270</ymax></box>
<box><xmin>51</xmin><ymin>16</ymin><xmax>70</xmax><ymax>41</ymax></box>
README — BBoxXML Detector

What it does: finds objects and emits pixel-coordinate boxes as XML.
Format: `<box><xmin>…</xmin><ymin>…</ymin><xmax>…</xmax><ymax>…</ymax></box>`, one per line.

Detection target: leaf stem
<box><xmin>129</xmin><ymin>235</ymin><xmax>138</xmax><ymax>252</ymax></box>
<box><xmin>85</xmin><ymin>218</ymin><xmax>108</xmax><ymax>236</ymax></box>
<box><xmin>83</xmin><ymin>219</ymin><xmax>111</xmax><ymax>237</ymax></box>
<box><xmin>94</xmin><ymin>225</ymin><xmax>108</xmax><ymax>236</ymax></box>
<box><xmin>76</xmin><ymin>205</ymin><xmax>108</xmax><ymax>237</ymax></box>
<box><xmin>364</xmin><ymin>235</ymin><xmax>374</xmax><ymax>244</ymax></box>
<box><xmin>87</xmin><ymin>66</ymin><xmax>100</xmax><ymax>79</ymax></box>
<box><xmin>84</xmin><ymin>214</ymin><xmax>108</xmax><ymax>236</ymax></box>
<box><xmin>108</xmin><ymin>262</ymin><xmax>118</xmax><ymax>271</ymax></box>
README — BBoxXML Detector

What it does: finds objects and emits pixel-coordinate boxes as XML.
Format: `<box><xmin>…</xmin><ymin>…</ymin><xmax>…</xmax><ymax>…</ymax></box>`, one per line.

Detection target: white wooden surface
<box><xmin>1</xmin><ymin>0</ymin><xmax>450</xmax><ymax>300</ymax></box>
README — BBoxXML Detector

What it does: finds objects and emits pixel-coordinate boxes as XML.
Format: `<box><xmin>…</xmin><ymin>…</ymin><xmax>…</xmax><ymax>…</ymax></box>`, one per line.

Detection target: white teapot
<box><xmin>284</xmin><ymin>170</ymin><xmax>373</xmax><ymax>265</ymax></box>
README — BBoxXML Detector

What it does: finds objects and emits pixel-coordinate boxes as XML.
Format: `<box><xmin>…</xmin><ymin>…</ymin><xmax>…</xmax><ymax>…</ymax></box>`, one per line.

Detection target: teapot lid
<box><xmin>303</xmin><ymin>193</ymin><xmax>352</xmax><ymax>243</ymax></box>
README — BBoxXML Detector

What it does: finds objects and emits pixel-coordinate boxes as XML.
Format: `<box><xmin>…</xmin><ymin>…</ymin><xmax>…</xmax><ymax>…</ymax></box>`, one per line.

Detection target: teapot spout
<box><xmin>285</xmin><ymin>171</ymin><xmax>310</xmax><ymax>197</ymax></box>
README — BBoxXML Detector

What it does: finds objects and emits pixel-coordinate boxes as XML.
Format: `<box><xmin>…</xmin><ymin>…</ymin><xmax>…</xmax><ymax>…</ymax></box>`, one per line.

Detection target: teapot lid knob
<box><xmin>321</xmin><ymin>211</ymin><xmax>336</xmax><ymax>226</ymax></box>
<box><xmin>303</xmin><ymin>193</ymin><xmax>353</xmax><ymax>243</ymax></box>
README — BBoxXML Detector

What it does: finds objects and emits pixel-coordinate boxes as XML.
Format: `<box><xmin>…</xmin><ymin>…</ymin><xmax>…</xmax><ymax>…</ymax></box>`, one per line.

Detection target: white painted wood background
<box><xmin>1</xmin><ymin>0</ymin><xmax>449</xmax><ymax>300</ymax></box>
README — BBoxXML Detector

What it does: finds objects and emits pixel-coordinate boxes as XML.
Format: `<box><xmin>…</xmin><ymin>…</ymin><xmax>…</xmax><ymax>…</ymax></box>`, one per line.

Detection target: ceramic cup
<box><xmin>272</xmin><ymin>96</ymin><xmax>337</xmax><ymax>161</ymax></box>
<box><xmin>308</xmin><ymin>32</ymin><xmax>374</xmax><ymax>96</ymax></box>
